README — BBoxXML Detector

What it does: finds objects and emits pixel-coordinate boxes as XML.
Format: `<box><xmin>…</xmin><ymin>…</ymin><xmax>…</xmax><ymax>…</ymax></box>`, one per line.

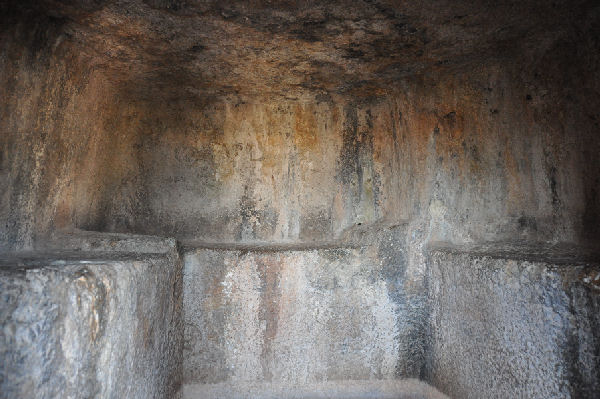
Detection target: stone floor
<box><xmin>181</xmin><ymin>379</ymin><xmax>449</xmax><ymax>399</ymax></box>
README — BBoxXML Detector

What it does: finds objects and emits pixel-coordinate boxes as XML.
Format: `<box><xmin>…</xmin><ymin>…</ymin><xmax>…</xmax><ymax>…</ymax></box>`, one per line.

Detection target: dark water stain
<box><xmin>237</xmin><ymin>185</ymin><xmax>258</xmax><ymax>241</ymax></box>
<box><xmin>582</xmin><ymin>185</ymin><xmax>600</xmax><ymax>242</ymax></box>
<box><xmin>188</xmin><ymin>44</ymin><xmax>206</xmax><ymax>52</ymax></box>
<box><xmin>563</xmin><ymin>288</ymin><xmax>586</xmax><ymax>398</ymax></box>
<box><xmin>23</xmin><ymin>14</ymin><xmax>68</xmax><ymax>62</ymax></box>
<box><xmin>183</xmin><ymin>249</ymin><xmax>230</xmax><ymax>383</ymax></box>
<box><xmin>144</xmin><ymin>0</ymin><xmax>185</xmax><ymax>12</ymax></box>
<box><xmin>518</xmin><ymin>214</ymin><xmax>538</xmax><ymax>232</ymax></box>
<box><xmin>256</xmin><ymin>255</ymin><xmax>282</xmax><ymax>381</ymax></box>
<box><xmin>549</xmin><ymin>165</ymin><xmax>560</xmax><ymax>207</ymax></box>
<box><xmin>336</xmin><ymin>105</ymin><xmax>379</xmax><ymax>218</ymax></box>
<box><xmin>337</xmin><ymin>105</ymin><xmax>360</xmax><ymax>186</ymax></box>
<box><xmin>374</xmin><ymin>227</ymin><xmax>427</xmax><ymax>378</ymax></box>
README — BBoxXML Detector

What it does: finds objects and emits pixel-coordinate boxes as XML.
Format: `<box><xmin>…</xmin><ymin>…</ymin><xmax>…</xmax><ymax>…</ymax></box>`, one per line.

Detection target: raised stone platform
<box><xmin>0</xmin><ymin>234</ymin><xmax>183</xmax><ymax>398</ymax></box>
<box><xmin>5</xmin><ymin>233</ymin><xmax>598</xmax><ymax>398</ymax></box>
<box><xmin>426</xmin><ymin>243</ymin><xmax>600</xmax><ymax>399</ymax></box>
<box><xmin>183</xmin><ymin>242</ymin><xmax>427</xmax><ymax>386</ymax></box>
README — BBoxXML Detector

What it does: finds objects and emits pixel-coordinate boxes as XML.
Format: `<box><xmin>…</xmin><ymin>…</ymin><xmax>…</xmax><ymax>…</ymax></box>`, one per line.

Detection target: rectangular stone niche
<box><xmin>427</xmin><ymin>243</ymin><xmax>600</xmax><ymax>399</ymax></box>
<box><xmin>183</xmin><ymin>243</ymin><xmax>428</xmax><ymax>387</ymax></box>
<box><xmin>0</xmin><ymin>236</ymin><xmax>183</xmax><ymax>398</ymax></box>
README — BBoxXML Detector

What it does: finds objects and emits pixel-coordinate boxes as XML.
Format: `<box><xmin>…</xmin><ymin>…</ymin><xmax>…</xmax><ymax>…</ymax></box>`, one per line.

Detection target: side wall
<box><xmin>0</xmin><ymin>11</ymin><xmax>150</xmax><ymax>250</ymax></box>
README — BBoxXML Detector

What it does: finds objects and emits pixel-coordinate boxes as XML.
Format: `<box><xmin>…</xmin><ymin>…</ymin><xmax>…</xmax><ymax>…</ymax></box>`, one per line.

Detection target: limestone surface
<box><xmin>0</xmin><ymin>243</ymin><xmax>183</xmax><ymax>398</ymax></box>
<box><xmin>183</xmin><ymin>240</ymin><xmax>427</xmax><ymax>385</ymax></box>
<box><xmin>426</xmin><ymin>243</ymin><xmax>600</xmax><ymax>399</ymax></box>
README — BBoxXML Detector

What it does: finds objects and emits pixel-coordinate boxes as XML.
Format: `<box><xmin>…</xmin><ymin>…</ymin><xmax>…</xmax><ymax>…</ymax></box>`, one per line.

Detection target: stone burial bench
<box><xmin>0</xmin><ymin>232</ymin><xmax>183</xmax><ymax>399</ymax></box>
<box><xmin>426</xmin><ymin>242</ymin><xmax>600</xmax><ymax>399</ymax></box>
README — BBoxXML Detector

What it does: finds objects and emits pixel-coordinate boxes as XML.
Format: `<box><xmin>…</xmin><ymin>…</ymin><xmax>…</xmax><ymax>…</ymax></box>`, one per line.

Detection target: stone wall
<box><xmin>0</xmin><ymin>237</ymin><xmax>183</xmax><ymax>398</ymax></box>
<box><xmin>55</xmin><ymin>59</ymin><xmax>600</xmax><ymax>248</ymax></box>
<box><xmin>2</xmin><ymin>11</ymin><xmax>599</xmax><ymax>251</ymax></box>
<box><xmin>426</xmin><ymin>243</ymin><xmax>600</xmax><ymax>398</ymax></box>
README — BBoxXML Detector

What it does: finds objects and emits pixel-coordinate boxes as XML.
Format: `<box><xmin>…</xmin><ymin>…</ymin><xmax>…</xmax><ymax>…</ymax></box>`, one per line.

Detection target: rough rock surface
<box><xmin>0</xmin><ymin>240</ymin><xmax>183</xmax><ymax>398</ymax></box>
<box><xmin>183</xmin><ymin>237</ymin><xmax>427</xmax><ymax>385</ymax></box>
<box><xmin>2</xmin><ymin>1</ymin><xmax>599</xmax><ymax>252</ymax></box>
<box><xmin>2</xmin><ymin>0</ymin><xmax>597</xmax><ymax>102</ymax></box>
<box><xmin>426</xmin><ymin>243</ymin><xmax>600</xmax><ymax>399</ymax></box>
<box><xmin>1</xmin><ymin>1</ymin><xmax>599</xmax><ymax>398</ymax></box>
